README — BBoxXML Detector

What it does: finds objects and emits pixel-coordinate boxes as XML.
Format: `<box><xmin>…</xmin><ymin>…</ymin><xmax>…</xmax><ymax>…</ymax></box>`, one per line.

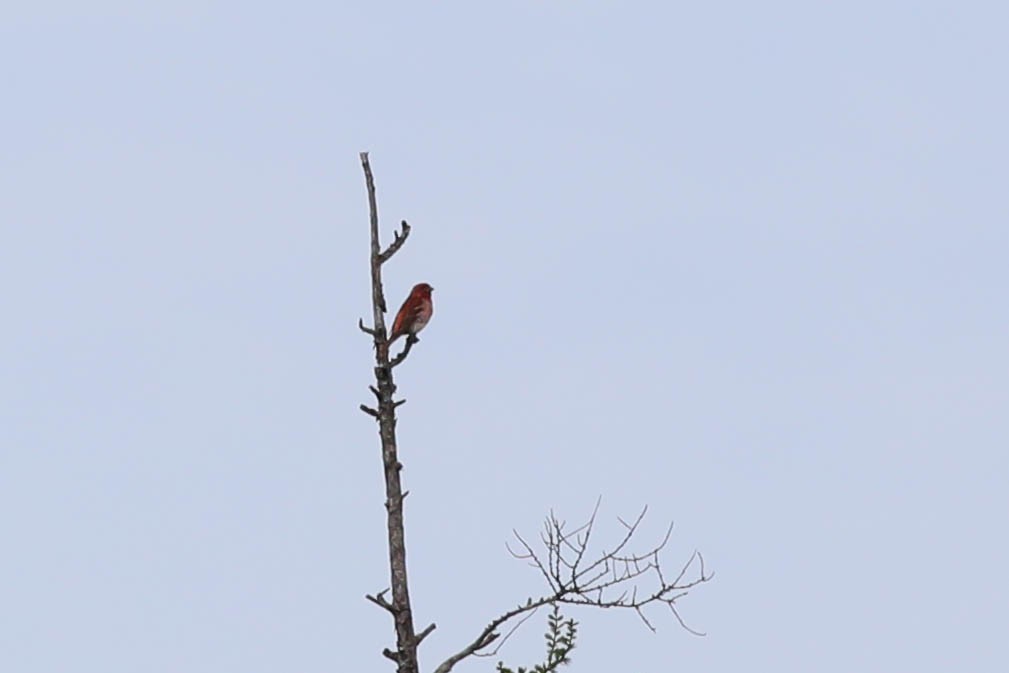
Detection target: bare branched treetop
<box><xmin>432</xmin><ymin>500</ymin><xmax>712</xmax><ymax>673</ymax></box>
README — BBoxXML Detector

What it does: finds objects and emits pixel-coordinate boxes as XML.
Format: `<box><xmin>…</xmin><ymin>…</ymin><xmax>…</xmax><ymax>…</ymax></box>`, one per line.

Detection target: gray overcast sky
<box><xmin>2</xmin><ymin>2</ymin><xmax>1007</xmax><ymax>672</ymax></box>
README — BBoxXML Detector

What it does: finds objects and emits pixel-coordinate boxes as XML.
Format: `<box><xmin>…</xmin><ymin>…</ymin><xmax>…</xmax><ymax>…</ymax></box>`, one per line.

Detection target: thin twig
<box><xmin>472</xmin><ymin>608</ymin><xmax>540</xmax><ymax>658</ymax></box>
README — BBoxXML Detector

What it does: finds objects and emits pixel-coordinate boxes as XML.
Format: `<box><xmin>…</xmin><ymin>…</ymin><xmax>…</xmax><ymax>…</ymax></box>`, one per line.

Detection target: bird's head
<box><xmin>412</xmin><ymin>282</ymin><xmax>434</xmax><ymax>297</ymax></box>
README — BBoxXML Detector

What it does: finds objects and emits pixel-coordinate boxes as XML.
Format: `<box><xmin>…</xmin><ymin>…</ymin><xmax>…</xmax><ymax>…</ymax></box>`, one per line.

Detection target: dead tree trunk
<box><xmin>358</xmin><ymin>152</ymin><xmax>434</xmax><ymax>673</ymax></box>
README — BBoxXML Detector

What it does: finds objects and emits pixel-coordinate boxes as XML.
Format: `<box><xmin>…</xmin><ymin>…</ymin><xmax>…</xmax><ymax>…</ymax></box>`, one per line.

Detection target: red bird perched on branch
<box><xmin>389</xmin><ymin>283</ymin><xmax>434</xmax><ymax>344</ymax></box>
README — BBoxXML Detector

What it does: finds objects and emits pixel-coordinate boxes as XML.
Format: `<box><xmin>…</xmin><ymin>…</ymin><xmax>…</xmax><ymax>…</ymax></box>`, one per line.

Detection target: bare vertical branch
<box><xmin>359</xmin><ymin>152</ymin><xmax>431</xmax><ymax>673</ymax></box>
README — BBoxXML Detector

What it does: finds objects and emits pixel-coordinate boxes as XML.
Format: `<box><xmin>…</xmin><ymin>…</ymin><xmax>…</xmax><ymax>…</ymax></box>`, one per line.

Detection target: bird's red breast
<box><xmin>389</xmin><ymin>283</ymin><xmax>434</xmax><ymax>343</ymax></box>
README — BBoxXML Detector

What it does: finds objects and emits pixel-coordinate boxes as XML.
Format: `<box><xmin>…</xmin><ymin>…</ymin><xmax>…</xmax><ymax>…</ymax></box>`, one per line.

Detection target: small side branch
<box><xmin>366</xmin><ymin>589</ymin><xmax>395</xmax><ymax>614</ymax></box>
<box><xmin>416</xmin><ymin>623</ymin><xmax>437</xmax><ymax>645</ymax></box>
<box><xmin>379</xmin><ymin>220</ymin><xmax>412</xmax><ymax>264</ymax></box>
<box><xmin>358</xmin><ymin>318</ymin><xmax>378</xmax><ymax>337</ymax></box>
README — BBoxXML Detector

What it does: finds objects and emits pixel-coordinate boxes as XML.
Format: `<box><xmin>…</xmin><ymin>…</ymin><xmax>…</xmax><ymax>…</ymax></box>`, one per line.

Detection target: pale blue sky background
<box><xmin>2</xmin><ymin>2</ymin><xmax>1007</xmax><ymax>672</ymax></box>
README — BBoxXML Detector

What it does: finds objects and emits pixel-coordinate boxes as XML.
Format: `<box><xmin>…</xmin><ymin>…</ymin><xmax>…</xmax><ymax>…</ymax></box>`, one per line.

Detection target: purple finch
<box><xmin>389</xmin><ymin>283</ymin><xmax>434</xmax><ymax>344</ymax></box>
